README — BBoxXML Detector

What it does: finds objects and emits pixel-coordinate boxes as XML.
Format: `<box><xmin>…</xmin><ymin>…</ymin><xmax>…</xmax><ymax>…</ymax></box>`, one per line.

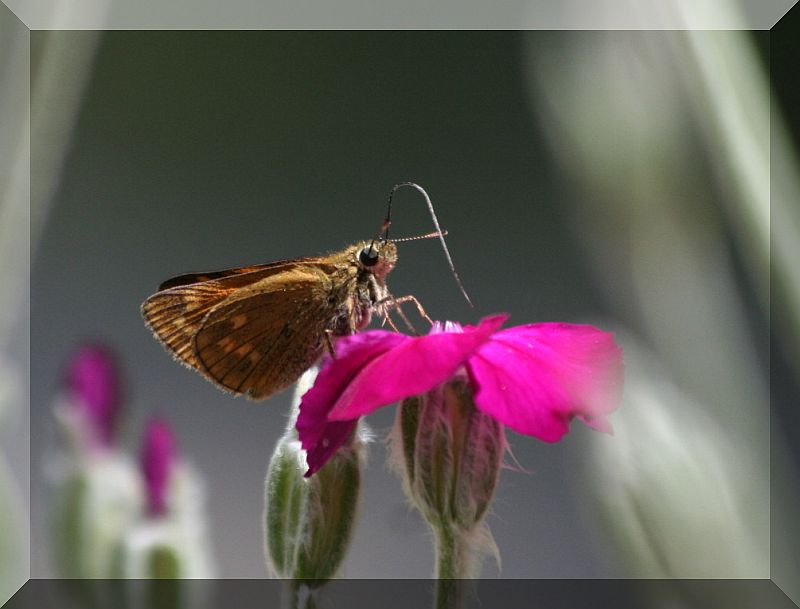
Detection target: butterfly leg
<box><xmin>392</xmin><ymin>294</ymin><xmax>433</xmax><ymax>326</ymax></box>
<box><xmin>324</xmin><ymin>329</ymin><xmax>337</xmax><ymax>359</ymax></box>
<box><xmin>380</xmin><ymin>294</ymin><xmax>433</xmax><ymax>330</ymax></box>
<box><xmin>382</xmin><ymin>311</ymin><xmax>402</xmax><ymax>333</ymax></box>
<box><xmin>378</xmin><ymin>293</ymin><xmax>430</xmax><ymax>335</ymax></box>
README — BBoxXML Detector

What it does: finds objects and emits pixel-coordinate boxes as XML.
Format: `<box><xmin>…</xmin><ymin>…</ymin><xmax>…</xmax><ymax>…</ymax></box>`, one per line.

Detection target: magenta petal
<box><xmin>302</xmin><ymin>419</ymin><xmax>359</xmax><ymax>477</ymax></box>
<box><xmin>141</xmin><ymin>418</ymin><xmax>176</xmax><ymax>516</ymax></box>
<box><xmin>467</xmin><ymin>323</ymin><xmax>623</xmax><ymax>441</ymax></box>
<box><xmin>297</xmin><ymin>331</ymin><xmax>408</xmax><ymax>476</ymax></box>
<box><xmin>327</xmin><ymin>314</ymin><xmax>508</xmax><ymax>421</ymax></box>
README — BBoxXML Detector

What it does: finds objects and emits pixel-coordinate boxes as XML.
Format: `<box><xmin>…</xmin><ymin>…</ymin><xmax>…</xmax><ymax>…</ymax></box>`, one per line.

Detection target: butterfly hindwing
<box><xmin>192</xmin><ymin>267</ymin><xmax>337</xmax><ymax>399</ymax></box>
<box><xmin>141</xmin><ymin>260</ymin><xmax>320</xmax><ymax>373</ymax></box>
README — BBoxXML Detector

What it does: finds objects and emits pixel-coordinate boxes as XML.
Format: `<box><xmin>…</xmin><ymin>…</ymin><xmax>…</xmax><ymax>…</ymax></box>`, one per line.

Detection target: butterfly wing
<box><xmin>142</xmin><ymin>262</ymin><xmax>342</xmax><ymax>400</ymax></box>
<box><xmin>192</xmin><ymin>267</ymin><xmax>339</xmax><ymax>399</ymax></box>
<box><xmin>155</xmin><ymin>258</ymin><xmax>325</xmax><ymax>291</ymax></box>
<box><xmin>142</xmin><ymin>262</ymin><xmax>303</xmax><ymax>370</ymax></box>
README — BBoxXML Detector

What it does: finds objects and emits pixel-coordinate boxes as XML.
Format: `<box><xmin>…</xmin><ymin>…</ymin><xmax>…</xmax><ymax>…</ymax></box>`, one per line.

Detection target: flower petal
<box><xmin>301</xmin><ymin>419</ymin><xmax>359</xmax><ymax>478</ymax></box>
<box><xmin>297</xmin><ymin>315</ymin><xmax>510</xmax><ymax>476</ymax></box>
<box><xmin>467</xmin><ymin>323</ymin><xmax>623</xmax><ymax>441</ymax></box>
<box><xmin>297</xmin><ymin>330</ymin><xmax>407</xmax><ymax>476</ymax></box>
<box><xmin>327</xmin><ymin>314</ymin><xmax>508</xmax><ymax>421</ymax></box>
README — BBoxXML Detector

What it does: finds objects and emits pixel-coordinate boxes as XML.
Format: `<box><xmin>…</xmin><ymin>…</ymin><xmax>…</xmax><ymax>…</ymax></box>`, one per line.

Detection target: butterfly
<box><xmin>142</xmin><ymin>239</ymin><xmax>406</xmax><ymax>399</ymax></box>
<box><xmin>141</xmin><ymin>183</ymin><xmax>469</xmax><ymax>401</ymax></box>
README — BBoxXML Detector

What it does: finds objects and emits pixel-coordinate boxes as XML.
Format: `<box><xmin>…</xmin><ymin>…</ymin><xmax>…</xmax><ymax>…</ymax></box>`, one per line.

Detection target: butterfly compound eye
<box><xmin>359</xmin><ymin>246</ymin><xmax>379</xmax><ymax>267</ymax></box>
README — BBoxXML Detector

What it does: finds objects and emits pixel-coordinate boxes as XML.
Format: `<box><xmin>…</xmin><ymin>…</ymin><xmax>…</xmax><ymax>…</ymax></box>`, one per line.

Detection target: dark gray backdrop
<box><xmin>30</xmin><ymin>31</ymin><xmax>774</xmax><ymax>579</ymax></box>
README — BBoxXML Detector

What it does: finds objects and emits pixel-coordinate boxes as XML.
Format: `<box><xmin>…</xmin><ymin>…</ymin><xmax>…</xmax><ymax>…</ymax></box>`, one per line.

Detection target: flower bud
<box><xmin>113</xmin><ymin>472</ymin><xmax>213</xmax><ymax>580</ymax></box>
<box><xmin>393</xmin><ymin>374</ymin><xmax>505</xmax><ymax>577</ymax></box>
<box><xmin>50</xmin><ymin>346</ymin><xmax>213</xmax><ymax>609</ymax></box>
<box><xmin>51</xmin><ymin>344</ymin><xmax>141</xmax><ymax>590</ymax></box>
<box><xmin>264</xmin><ymin>367</ymin><xmax>365</xmax><ymax>585</ymax></box>
<box><xmin>111</xmin><ymin>420</ymin><xmax>214</xmax><ymax>609</ymax></box>
<box><xmin>113</xmin><ymin>472</ymin><xmax>215</xmax><ymax>609</ymax></box>
<box><xmin>141</xmin><ymin>418</ymin><xmax>175</xmax><ymax>517</ymax></box>
<box><xmin>114</xmin><ymin>418</ymin><xmax>214</xmax><ymax>580</ymax></box>
<box><xmin>64</xmin><ymin>344</ymin><xmax>122</xmax><ymax>450</ymax></box>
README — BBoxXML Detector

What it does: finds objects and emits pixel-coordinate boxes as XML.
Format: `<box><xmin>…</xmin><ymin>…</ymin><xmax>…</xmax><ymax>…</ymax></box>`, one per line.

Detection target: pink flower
<box><xmin>297</xmin><ymin>314</ymin><xmax>624</xmax><ymax>475</ymax></box>
<box><xmin>66</xmin><ymin>344</ymin><xmax>122</xmax><ymax>448</ymax></box>
<box><xmin>141</xmin><ymin>417</ymin><xmax>176</xmax><ymax>516</ymax></box>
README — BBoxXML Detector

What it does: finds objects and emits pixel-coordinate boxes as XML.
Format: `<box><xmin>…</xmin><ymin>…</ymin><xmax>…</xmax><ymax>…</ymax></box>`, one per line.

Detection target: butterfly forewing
<box><xmin>155</xmin><ymin>259</ymin><xmax>321</xmax><ymax>291</ymax></box>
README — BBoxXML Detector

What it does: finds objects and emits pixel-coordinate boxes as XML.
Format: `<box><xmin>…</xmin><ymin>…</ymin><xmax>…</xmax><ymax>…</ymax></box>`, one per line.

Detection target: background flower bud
<box><xmin>114</xmin><ymin>419</ymin><xmax>215</xmax><ymax>581</ymax></box>
<box><xmin>114</xmin><ymin>464</ymin><xmax>215</xmax><ymax>580</ymax></box>
<box><xmin>112</xmin><ymin>424</ymin><xmax>215</xmax><ymax>609</ymax></box>
<box><xmin>65</xmin><ymin>344</ymin><xmax>122</xmax><ymax>450</ymax></box>
<box><xmin>113</xmin><ymin>465</ymin><xmax>215</xmax><ymax>609</ymax></box>
<box><xmin>50</xmin><ymin>349</ymin><xmax>214</xmax><ymax>598</ymax></box>
<box><xmin>141</xmin><ymin>418</ymin><xmax>176</xmax><ymax>517</ymax></box>
<box><xmin>50</xmin><ymin>344</ymin><xmax>141</xmax><ymax>583</ymax></box>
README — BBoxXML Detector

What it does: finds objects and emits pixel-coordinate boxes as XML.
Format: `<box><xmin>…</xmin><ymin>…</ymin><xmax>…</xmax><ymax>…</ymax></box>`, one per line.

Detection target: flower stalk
<box><xmin>433</xmin><ymin>525</ymin><xmax>469</xmax><ymax>609</ymax></box>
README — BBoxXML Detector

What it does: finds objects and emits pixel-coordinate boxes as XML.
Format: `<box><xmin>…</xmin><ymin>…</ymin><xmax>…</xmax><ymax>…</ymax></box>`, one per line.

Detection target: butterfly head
<box><xmin>356</xmin><ymin>239</ymin><xmax>397</xmax><ymax>280</ymax></box>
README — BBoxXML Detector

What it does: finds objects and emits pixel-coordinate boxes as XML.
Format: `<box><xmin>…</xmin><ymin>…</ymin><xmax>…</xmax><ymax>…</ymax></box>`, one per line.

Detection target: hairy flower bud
<box><xmin>394</xmin><ymin>374</ymin><xmax>504</xmax><ymax>578</ymax></box>
<box><xmin>265</xmin><ymin>367</ymin><xmax>365</xmax><ymax>585</ymax></box>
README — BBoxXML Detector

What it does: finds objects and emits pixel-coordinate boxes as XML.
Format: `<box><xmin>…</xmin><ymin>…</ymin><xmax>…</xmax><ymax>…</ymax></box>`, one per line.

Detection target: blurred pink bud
<box><xmin>141</xmin><ymin>417</ymin><xmax>176</xmax><ymax>516</ymax></box>
<box><xmin>66</xmin><ymin>344</ymin><xmax>121</xmax><ymax>447</ymax></box>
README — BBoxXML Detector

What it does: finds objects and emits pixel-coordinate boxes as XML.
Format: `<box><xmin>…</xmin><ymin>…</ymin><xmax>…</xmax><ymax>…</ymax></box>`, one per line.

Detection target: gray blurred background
<box><xmin>21</xmin><ymin>25</ymin><xmax>798</xmax><ymax>588</ymax></box>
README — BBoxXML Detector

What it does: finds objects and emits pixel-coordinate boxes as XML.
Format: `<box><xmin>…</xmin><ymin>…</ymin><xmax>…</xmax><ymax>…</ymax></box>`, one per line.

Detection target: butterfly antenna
<box><xmin>391</xmin><ymin>230</ymin><xmax>448</xmax><ymax>243</ymax></box>
<box><xmin>385</xmin><ymin>182</ymin><xmax>473</xmax><ymax>307</ymax></box>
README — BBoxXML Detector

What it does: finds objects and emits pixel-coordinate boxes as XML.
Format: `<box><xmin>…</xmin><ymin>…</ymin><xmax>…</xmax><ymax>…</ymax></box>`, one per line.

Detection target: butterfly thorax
<box><xmin>328</xmin><ymin>240</ymin><xmax>397</xmax><ymax>335</ymax></box>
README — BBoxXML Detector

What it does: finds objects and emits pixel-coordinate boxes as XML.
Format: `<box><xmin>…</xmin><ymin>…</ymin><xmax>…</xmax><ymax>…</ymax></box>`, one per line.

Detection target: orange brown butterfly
<box><xmin>141</xmin><ymin>183</ymin><xmax>470</xmax><ymax>401</ymax></box>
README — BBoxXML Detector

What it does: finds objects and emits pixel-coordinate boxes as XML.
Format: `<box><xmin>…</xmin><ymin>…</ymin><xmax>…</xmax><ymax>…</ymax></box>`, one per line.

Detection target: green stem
<box><xmin>434</xmin><ymin>526</ymin><xmax>470</xmax><ymax>609</ymax></box>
